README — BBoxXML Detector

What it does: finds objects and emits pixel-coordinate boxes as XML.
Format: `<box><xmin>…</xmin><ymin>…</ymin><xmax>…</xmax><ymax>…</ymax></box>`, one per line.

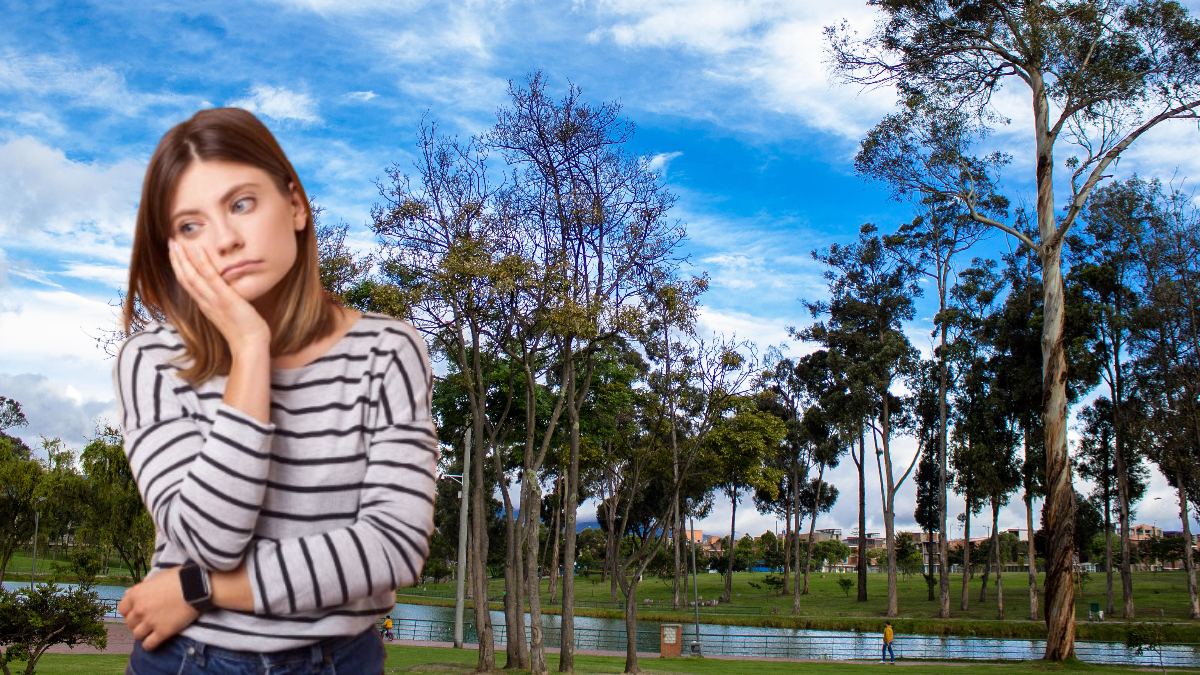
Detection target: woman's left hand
<box><xmin>118</xmin><ymin>568</ymin><xmax>199</xmax><ymax>651</ymax></box>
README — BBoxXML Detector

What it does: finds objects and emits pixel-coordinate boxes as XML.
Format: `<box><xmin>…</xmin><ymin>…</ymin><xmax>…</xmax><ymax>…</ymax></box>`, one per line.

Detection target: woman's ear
<box><xmin>289</xmin><ymin>182</ymin><xmax>307</xmax><ymax>232</ymax></box>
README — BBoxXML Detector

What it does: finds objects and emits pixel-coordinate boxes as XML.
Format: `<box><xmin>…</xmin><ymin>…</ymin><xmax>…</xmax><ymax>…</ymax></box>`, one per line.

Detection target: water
<box><xmin>7</xmin><ymin>582</ymin><xmax>1198</xmax><ymax>667</ymax></box>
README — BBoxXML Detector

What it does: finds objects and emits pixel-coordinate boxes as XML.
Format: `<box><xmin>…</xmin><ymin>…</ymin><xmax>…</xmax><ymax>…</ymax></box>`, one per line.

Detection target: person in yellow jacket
<box><xmin>879</xmin><ymin>621</ymin><xmax>895</xmax><ymax>663</ymax></box>
<box><xmin>381</xmin><ymin>616</ymin><xmax>394</xmax><ymax>640</ymax></box>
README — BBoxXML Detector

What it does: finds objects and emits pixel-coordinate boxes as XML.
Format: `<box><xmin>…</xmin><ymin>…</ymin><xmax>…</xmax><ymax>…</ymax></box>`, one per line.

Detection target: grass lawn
<box><xmin>403</xmin><ymin>570</ymin><xmax>1200</xmax><ymax>641</ymax></box>
<box><xmin>11</xmin><ymin>646</ymin><xmax>1191</xmax><ymax>675</ymax></box>
<box><xmin>2</xmin><ymin>550</ymin><xmax>135</xmax><ymax>586</ymax></box>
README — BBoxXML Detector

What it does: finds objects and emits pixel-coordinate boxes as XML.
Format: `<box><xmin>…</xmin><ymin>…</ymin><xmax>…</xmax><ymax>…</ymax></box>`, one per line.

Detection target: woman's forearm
<box><xmin>223</xmin><ymin>341</ymin><xmax>272</xmax><ymax>424</ymax></box>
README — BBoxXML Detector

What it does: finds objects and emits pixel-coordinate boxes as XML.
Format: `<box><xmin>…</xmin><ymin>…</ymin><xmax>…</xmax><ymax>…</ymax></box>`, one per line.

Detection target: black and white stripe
<box><xmin>113</xmin><ymin>313</ymin><xmax>438</xmax><ymax>653</ymax></box>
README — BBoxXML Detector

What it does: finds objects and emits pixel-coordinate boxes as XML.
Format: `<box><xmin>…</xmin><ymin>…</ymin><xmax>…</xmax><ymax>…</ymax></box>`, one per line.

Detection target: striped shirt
<box><xmin>112</xmin><ymin>312</ymin><xmax>438</xmax><ymax>652</ymax></box>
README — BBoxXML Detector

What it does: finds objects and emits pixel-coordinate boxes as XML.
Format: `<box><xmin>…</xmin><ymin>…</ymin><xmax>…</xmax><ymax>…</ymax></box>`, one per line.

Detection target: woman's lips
<box><xmin>221</xmin><ymin>260</ymin><xmax>261</xmax><ymax>279</ymax></box>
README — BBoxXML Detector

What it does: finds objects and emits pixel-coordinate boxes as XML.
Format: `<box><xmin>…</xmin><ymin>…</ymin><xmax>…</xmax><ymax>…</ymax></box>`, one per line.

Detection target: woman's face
<box><xmin>168</xmin><ymin>159</ymin><xmax>305</xmax><ymax>304</ymax></box>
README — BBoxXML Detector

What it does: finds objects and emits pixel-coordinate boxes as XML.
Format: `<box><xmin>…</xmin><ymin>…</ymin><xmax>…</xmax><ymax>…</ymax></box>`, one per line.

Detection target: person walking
<box><xmin>880</xmin><ymin>621</ymin><xmax>895</xmax><ymax>664</ymax></box>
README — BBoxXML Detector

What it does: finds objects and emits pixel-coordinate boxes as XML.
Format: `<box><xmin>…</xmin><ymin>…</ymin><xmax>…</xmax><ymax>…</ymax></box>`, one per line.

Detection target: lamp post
<box><xmin>31</xmin><ymin>496</ymin><xmax>47</xmax><ymax>588</ymax></box>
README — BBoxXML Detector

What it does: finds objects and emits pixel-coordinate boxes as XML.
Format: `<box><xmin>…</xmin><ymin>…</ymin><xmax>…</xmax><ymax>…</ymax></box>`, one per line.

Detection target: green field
<box><xmin>401</xmin><ymin>569</ymin><xmax>1200</xmax><ymax>641</ymax></box>
<box><xmin>1</xmin><ymin>550</ymin><xmax>135</xmax><ymax>586</ymax></box>
<box><xmin>6</xmin><ymin>645</ymin><xmax>1190</xmax><ymax>675</ymax></box>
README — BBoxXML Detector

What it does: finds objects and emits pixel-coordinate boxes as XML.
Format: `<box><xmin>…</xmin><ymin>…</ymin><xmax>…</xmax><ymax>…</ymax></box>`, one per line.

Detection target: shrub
<box><xmin>0</xmin><ymin>583</ymin><xmax>107</xmax><ymax>675</ymax></box>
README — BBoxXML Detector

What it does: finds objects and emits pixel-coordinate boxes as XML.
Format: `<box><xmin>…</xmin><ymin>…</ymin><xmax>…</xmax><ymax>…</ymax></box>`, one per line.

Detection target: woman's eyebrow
<box><xmin>171</xmin><ymin>182</ymin><xmax>261</xmax><ymax>220</ymax></box>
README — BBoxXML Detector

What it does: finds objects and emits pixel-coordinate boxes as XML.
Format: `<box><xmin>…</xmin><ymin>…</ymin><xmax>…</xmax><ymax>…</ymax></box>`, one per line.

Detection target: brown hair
<box><xmin>124</xmin><ymin>107</ymin><xmax>337</xmax><ymax>383</ymax></box>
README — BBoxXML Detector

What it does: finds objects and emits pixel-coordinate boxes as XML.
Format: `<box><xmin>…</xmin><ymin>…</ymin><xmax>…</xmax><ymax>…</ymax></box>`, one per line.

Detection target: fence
<box><xmin>383</xmin><ymin>616</ymin><xmax>1200</xmax><ymax>667</ymax></box>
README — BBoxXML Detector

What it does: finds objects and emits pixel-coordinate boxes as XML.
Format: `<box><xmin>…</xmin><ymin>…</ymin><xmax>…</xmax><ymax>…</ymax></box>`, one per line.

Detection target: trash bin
<box><xmin>1089</xmin><ymin>603</ymin><xmax>1100</xmax><ymax>621</ymax></box>
<box><xmin>660</xmin><ymin>624</ymin><xmax>682</xmax><ymax>658</ymax></box>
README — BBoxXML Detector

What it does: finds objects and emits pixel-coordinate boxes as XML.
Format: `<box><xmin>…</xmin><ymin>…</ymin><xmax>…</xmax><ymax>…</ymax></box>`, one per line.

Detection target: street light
<box><xmin>31</xmin><ymin>496</ymin><xmax>47</xmax><ymax>588</ymax></box>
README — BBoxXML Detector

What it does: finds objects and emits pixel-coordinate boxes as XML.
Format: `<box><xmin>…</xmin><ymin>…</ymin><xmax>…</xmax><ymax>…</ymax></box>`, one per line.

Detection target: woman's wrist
<box><xmin>210</xmin><ymin>567</ymin><xmax>255</xmax><ymax>612</ymax></box>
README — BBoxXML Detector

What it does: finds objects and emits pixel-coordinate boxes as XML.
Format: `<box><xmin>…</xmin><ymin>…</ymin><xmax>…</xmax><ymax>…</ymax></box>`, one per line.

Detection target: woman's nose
<box><xmin>211</xmin><ymin>217</ymin><xmax>244</xmax><ymax>257</ymax></box>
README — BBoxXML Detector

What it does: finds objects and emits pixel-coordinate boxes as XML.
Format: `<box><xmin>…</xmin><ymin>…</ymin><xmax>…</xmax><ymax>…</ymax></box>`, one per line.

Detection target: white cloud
<box><xmin>0</xmin><ymin>136</ymin><xmax>142</xmax><ymax>262</ymax></box>
<box><xmin>229</xmin><ymin>85</ymin><xmax>321</xmax><ymax>125</ymax></box>
<box><xmin>6</xmin><ymin>264</ymin><xmax>62</xmax><ymax>288</ymax></box>
<box><xmin>0</xmin><ymin>49</ymin><xmax>192</xmax><ymax>118</ymax></box>
<box><xmin>647</xmin><ymin>151</ymin><xmax>683</xmax><ymax>173</ymax></box>
<box><xmin>586</xmin><ymin>0</ymin><xmax>894</xmax><ymax>138</ymax></box>
<box><xmin>0</xmin><ymin>289</ymin><xmax>121</xmax><ymax>403</ymax></box>
<box><xmin>345</xmin><ymin>90</ymin><xmax>378</xmax><ymax>102</ymax></box>
<box><xmin>59</xmin><ymin>262</ymin><xmax>129</xmax><ymax>289</ymax></box>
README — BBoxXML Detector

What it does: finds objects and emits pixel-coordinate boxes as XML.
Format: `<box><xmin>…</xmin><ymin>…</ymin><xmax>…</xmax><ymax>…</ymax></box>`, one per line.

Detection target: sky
<box><xmin>3</xmin><ymin>0</ymin><xmax>1200</xmax><ymax>545</ymax></box>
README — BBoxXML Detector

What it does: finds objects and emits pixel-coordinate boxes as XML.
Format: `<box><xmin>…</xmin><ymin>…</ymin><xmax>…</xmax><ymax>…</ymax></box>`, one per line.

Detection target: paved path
<box><xmin>52</xmin><ymin>622</ymin><xmax>970</xmax><ymax>667</ymax></box>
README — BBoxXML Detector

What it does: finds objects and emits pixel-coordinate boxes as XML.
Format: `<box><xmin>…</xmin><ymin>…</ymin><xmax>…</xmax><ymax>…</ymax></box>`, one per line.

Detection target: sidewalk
<box><xmin>55</xmin><ymin>621</ymin><xmax>971</xmax><ymax>667</ymax></box>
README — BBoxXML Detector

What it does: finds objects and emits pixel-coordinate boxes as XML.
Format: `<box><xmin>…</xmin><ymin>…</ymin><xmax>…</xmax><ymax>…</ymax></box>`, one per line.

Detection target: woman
<box><xmin>114</xmin><ymin>107</ymin><xmax>437</xmax><ymax>674</ymax></box>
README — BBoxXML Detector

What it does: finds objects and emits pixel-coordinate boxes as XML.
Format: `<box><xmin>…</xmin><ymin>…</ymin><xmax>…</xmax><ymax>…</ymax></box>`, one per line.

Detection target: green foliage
<box><xmin>78</xmin><ymin>427</ymin><xmax>153</xmax><ymax>583</ymax></box>
<box><xmin>837</xmin><ymin>577</ymin><xmax>854</xmax><ymax>597</ymax></box>
<box><xmin>0</xmin><ymin>583</ymin><xmax>107</xmax><ymax>675</ymax></box>
<box><xmin>0</xmin><ymin>434</ymin><xmax>43</xmax><ymax>584</ymax></box>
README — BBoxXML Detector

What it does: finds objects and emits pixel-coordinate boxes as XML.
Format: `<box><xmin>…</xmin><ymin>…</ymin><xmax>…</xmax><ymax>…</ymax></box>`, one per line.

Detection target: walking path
<box><xmin>50</xmin><ymin>620</ymin><xmax>970</xmax><ymax>667</ymax></box>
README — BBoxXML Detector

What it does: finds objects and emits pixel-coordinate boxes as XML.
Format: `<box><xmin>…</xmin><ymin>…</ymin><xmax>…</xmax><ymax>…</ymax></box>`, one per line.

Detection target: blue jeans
<box><xmin>882</xmin><ymin>641</ymin><xmax>895</xmax><ymax>662</ymax></box>
<box><xmin>126</xmin><ymin>627</ymin><xmax>385</xmax><ymax>675</ymax></box>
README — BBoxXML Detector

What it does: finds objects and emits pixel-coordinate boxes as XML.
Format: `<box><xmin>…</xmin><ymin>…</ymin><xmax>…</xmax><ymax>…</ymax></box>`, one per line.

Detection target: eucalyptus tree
<box><xmin>1131</xmin><ymin>183</ymin><xmax>1200</xmax><ymax>619</ymax></box>
<box><xmin>912</xmin><ymin>360</ymin><xmax>955</xmax><ymax>601</ymax></box>
<box><xmin>794</xmin><ymin>350</ymin><xmax>850</xmax><ymax>600</ymax></box>
<box><xmin>1076</xmin><ymin>397</ymin><xmax>1149</xmax><ymax>618</ymax></box>
<box><xmin>372</xmin><ymin>121</ymin><xmax>517</xmax><ymax>672</ymax></box>
<box><xmin>829</xmin><ymin>1</ymin><xmax>1200</xmax><ymax>656</ymax></box>
<box><xmin>486</xmin><ymin>73</ymin><xmax>685</xmax><ymax>671</ymax></box>
<box><xmin>802</xmin><ymin>223</ymin><xmax>922</xmax><ymax>618</ymax></box>
<box><xmin>1068</xmin><ymin>177</ymin><xmax>1152</xmax><ymax>619</ymax></box>
<box><xmin>946</xmin><ymin>259</ymin><xmax>1004</xmax><ymax>611</ymax></box>
<box><xmin>861</xmin><ymin>147</ymin><xmax>995</xmax><ymax>619</ymax></box>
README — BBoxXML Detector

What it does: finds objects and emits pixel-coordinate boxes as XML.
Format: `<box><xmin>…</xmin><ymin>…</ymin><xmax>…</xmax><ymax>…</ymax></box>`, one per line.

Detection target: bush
<box><xmin>837</xmin><ymin>577</ymin><xmax>854</xmax><ymax>597</ymax></box>
<box><xmin>0</xmin><ymin>583</ymin><xmax>107</xmax><ymax>675</ymax></box>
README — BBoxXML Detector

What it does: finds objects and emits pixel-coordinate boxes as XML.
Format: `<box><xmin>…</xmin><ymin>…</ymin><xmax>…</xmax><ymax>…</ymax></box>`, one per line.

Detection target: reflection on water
<box><xmin>6</xmin><ymin>584</ymin><xmax>1197</xmax><ymax>667</ymax></box>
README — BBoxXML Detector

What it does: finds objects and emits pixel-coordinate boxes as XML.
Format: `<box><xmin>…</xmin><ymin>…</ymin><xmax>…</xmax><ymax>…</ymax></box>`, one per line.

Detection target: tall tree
<box><xmin>1069</xmin><ymin>177</ymin><xmax>1150</xmax><ymax>619</ymax></box>
<box><xmin>486</xmin><ymin>73</ymin><xmax>684</xmax><ymax>672</ymax></box>
<box><xmin>802</xmin><ymin>223</ymin><xmax>922</xmax><ymax>617</ymax></box>
<box><xmin>830</xmin><ymin>1</ymin><xmax>1200</xmax><ymax>658</ymax></box>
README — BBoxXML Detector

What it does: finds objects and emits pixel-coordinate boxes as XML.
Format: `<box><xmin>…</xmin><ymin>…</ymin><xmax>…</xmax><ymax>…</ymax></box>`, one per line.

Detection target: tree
<box><xmin>1069</xmin><ymin>177</ymin><xmax>1153</xmax><ymax>619</ymax></box>
<box><xmin>0</xmin><ymin>399</ymin><xmax>26</xmax><ymax>434</ymax></box>
<box><xmin>802</xmin><ymin>223</ymin><xmax>922</xmax><ymax>617</ymax></box>
<box><xmin>79</xmin><ymin>426</ymin><xmax>153</xmax><ymax>583</ymax></box>
<box><xmin>0</xmin><ymin>432</ymin><xmax>42</xmax><ymax>584</ymax></box>
<box><xmin>712</xmin><ymin>402</ymin><xmax>786</xmax><ymax>603</ymax></box>
<box><xmin>1076</xmin><ymin>397</ymin><xmax>1149</xmax><ymax>617</ymax></box>
<box><xmin>868</xmin><ymin>191</ymin><xmax>991</xmax><ymax>620</ymax></box>
<box><xmin>830</xmin><ymin>0</ymin><xmax>1200</xmax><ymax>653</ymax></box>
<box><xmin>830</xmin><ymin>1</ymin><xmax>1200</xmax><ymax>657</ymax></box>
<box><xmin>486</xmin><ymin>73</ymin><xmax>685</xmax><ymax>674</ymax></box>
<box><xmin>912</xmin><ymin>360</ymin><xmax>954</xmax><ymax>601</ymax></box>
<box><xmin>0</xmin><ymin>583</ymin><xmax>107</xmax><ymax>675</ymax></box>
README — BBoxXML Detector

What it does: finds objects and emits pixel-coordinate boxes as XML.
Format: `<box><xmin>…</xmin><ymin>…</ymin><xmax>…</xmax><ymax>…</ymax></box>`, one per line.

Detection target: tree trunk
<box><xmin>937</xmin><ymin>305</ymin><xmax>952</xmax><ymax>619</ymax></box>
<box><xmin>471</xmin><ymin>419</ymin><xmax>495</xmax><ymax>671</ymax></box>
<box><xmin>525</xmin><ymin>480</ymin><xmax>547</xmax><ymax>675</ymax></box>
<box><xmin>500</xmin><ymin>449</ymin><xmax>528</xmax><ymax>670</ymax></box>
<box><xmin>961</xmin><ymin>504</ymin><xmax>971</xmax><ymax>612</ymax></box>
<box><xmin>926</xmin><ymin>529</ymin><xmax>936</xmax><ymax>601</ymax></box>
<box><xmin>548</xmin><ymin>476</ymin><xmax>563</xmax><ymax>604</ymax></box>
<box><xmin>856</xmin><ymin>430</ymin><xmax>868</xmax><ymax>603</ymax></box>
<box><xmin>784</xmin><ymin>465</ymin><xmax>794</xmax><ymax>597</ymax></box>
<box><xmin>560</xmin><ymin>356</ymin><xmax>580</xmax><ymax>673</ymax></box>
<box><xmin>792</xmin><ymin>464</ymin><xmax>803</xmax><ymax>612</ymax></box>
<box><xmin>1036</xmin><ymin>80</ymin><xmax>1077</xmax><ymax>659</ymax></box>
<box><xmin>1104</xmin><ymin>488</ymin><xmax>1114</xmax><ymax>617</ymax></box>
<box><xmin>879</xmin><ymin>400</ymin><xmax>899</xmax><ymax>619</ymax></box>
<box><xmin>1027</xmin><ymin>489</ymin><xmax>1039</xmax><ymax>622</ymax></box>
<box><xmin>622</xmin><ymin>579</ymin><xmax>642</xmax><ymax>674</ymax></box>
<box><xmin>1115</xmin><ymin>410</ymin><xmax>1135</xmax><ymax>619</ymax></box>
<box><xmin>802</xmin><ymin>465</ymin><xmax>825</xmax><ymax>595</ymax></box>
<box><xmin>1177</xmin><ymin>468</ymin><xmax>1200</xmax><ymax>619</ymax></box>
<box><xmin>723</xmin><ymin>488</ymin><xmax>737</xmax><ymax>603</ymax></box>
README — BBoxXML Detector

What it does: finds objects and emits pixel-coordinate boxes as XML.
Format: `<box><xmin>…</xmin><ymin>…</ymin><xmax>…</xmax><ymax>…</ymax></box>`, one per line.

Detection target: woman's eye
<box><xmin>232</xmin><ymin>197</ymin><xmax>255</xmax><ymax>214</ymax></box>
<box><xmin>177</xmin><ymin>221</ymin><xmax>199</xmax><ymax>236</ymax></box>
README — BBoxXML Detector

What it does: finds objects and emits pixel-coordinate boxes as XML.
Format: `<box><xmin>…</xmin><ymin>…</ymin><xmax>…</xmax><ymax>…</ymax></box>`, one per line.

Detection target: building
<box><xmin>1131</xmin><ymin>524</ymin><xmax>1164</xmax><ymax>542</ymax></box>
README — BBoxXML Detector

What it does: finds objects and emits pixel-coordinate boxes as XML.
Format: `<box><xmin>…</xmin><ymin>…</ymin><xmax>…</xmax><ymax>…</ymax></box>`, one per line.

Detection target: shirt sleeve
<box><xmin>243</xmin><ymin>325</ymin><xmax>439</xmax><ymax>616</ymax></box>
<box><xmin>113</xmin><ymin>330</ymin><xmax>275</xmax><ymax>571</ymax></box>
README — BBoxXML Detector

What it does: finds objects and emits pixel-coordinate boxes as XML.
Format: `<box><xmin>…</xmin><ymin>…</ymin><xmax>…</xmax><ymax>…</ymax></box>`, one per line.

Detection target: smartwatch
<box><xmin>179</xmin><ymin>561</ymin><xmax>216</xmax><ymax>612</ymax></box>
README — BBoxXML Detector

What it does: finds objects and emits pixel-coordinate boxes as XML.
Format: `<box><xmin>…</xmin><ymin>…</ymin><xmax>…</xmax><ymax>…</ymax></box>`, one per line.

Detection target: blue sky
<box><xmin>3</xmin><ymin>0</ymin><xmax>1200</xmax><ymax>540</ymax></box>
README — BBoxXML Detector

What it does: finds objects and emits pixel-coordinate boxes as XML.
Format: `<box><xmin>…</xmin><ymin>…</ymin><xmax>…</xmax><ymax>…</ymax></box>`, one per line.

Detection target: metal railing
<box><xmin>382</xmin><ymin>616</ymin><xmax>1200</xmax><ymax>667</ymax></box>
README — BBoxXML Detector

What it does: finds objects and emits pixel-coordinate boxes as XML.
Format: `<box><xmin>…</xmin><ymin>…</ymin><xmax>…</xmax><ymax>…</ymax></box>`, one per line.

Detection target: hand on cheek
<box><xmin>117</xmin><ymin>567</ymin><xmax>199</xmax><ymax>651</ymax></box>
<box><xmin>167</xmin><ymin>239</ymin><xmax>270</xmax><ymax>352</ymax></box>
